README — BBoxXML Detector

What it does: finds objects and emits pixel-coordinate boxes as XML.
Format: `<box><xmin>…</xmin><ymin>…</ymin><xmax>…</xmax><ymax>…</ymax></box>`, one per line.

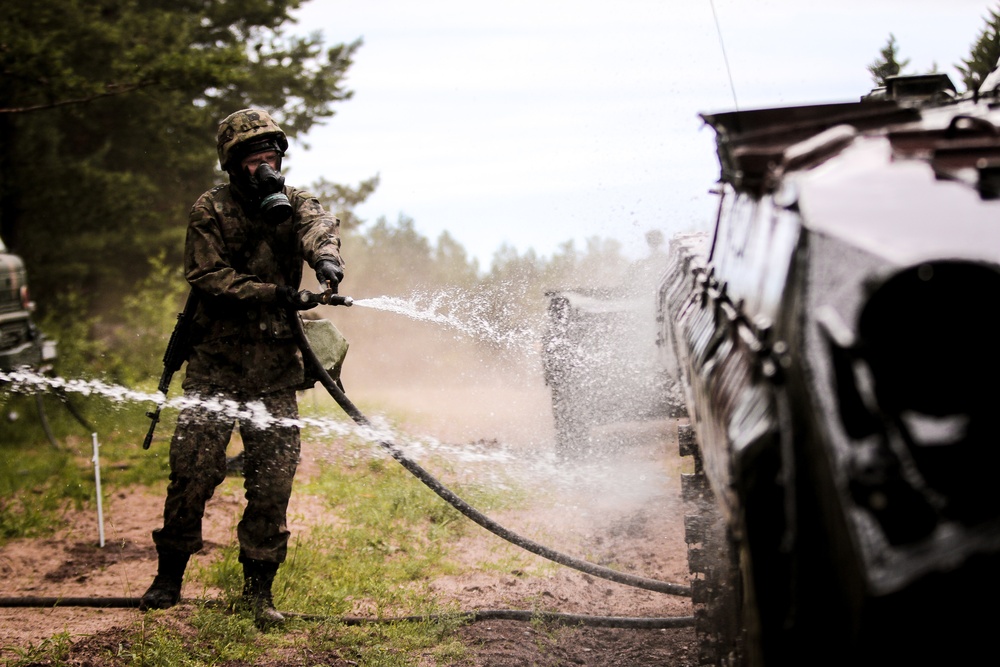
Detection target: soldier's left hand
<box><xmin>314</xmin><ymin>259</ymin><xmax>344</xmax><ymax>292</ymax></box>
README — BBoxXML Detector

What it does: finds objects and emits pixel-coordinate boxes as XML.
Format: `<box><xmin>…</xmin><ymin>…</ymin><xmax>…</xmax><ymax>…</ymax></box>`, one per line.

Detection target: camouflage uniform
<box><xmin>151</xmin><ymin>180</ymin><xmax>342</xmax><ymax>564</ymax></box>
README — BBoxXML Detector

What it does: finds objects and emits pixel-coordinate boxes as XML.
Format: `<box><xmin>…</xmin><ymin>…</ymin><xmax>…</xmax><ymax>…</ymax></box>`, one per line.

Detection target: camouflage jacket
<box><xmin>182</xmin><ymin>183</ymin><xmax>343</xmax><ymax>394</ymax></box>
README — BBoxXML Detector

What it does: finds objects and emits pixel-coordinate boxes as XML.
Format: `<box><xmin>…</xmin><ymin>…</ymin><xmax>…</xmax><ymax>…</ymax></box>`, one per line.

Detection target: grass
<box><xmin>1</xmin><ymin>384</ymin><xmax>540</xmax><ymax>666</ymax></box>
<box><xmin>110</xmin><ymin>441</ymin><xmax>494</xmax><ymax>667</ymax></box>
<box><xmin>5</xmin><ymin>632</ymin><xmax>74</xmax><ymax>667</ymax></box>
<box><xmin>0</xmin><ymin>389</ymin><xmax>171</xmax><ymax>544</ymax></box>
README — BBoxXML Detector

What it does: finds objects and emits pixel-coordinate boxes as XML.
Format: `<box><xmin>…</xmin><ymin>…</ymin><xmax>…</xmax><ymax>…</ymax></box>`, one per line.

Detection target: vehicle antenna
<box><xmin>708</xmin><ymin>0</ymin><xmax>740</xmax><ymax>112</ymax></box>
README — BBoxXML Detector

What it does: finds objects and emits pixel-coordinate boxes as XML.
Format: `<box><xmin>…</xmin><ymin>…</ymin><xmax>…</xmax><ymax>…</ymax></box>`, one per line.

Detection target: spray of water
<box><xmin>0</xmin><ymin>364</ymin><xmax>665</xmax><ymax>500</ymax></box>
<box><xmin>3</xmin><ymin>367</ymin><xmax>390</xmax><ymax>448</ymax></box>
<box><xmin>352</xmin><ymin>286</ymin><xmax>541</xmax><ymax>353</ymax></box>
<box><xmin>0</xmin><ymin>367</ymin><xmax>543</xmax><ymax>481</ymax></box>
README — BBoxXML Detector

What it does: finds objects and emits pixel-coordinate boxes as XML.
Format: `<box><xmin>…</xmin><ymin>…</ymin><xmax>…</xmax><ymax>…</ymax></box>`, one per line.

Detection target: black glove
<box><xmin>314</xmin><ymin>259</ymin><xmax>344</xmax><ymax>291</ymax></box>
<box><xmin>276</xmin><ymin>285</ymin><xmax>317</xmax><ymax>310</ymax></box>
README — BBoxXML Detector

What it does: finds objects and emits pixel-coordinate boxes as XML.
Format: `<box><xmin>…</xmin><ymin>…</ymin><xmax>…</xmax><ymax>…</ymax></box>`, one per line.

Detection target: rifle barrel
<box><xmin>142</xmin><ymin>407</ymin><xmax>161</xmax><ymax>450</ymax></box>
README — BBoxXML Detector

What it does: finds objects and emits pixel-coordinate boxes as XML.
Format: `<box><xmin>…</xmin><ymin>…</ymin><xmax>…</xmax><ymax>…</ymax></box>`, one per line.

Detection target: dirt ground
<box><xmin>0</xmin><ymin>310</ymin><xmax>698</xmax><ymax>666</ymax></box>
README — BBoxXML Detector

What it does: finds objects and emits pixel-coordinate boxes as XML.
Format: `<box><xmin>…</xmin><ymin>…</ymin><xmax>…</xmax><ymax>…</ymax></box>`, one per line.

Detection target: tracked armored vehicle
<box><xmin>660</xmin><ymin>69</ymin><xmax>1000</xmax><ymax>665</ymax></box>
<box><xmin>542</xmin><ymin>282</ymin><xmax>681</xmax><ymax>458</ymax></box>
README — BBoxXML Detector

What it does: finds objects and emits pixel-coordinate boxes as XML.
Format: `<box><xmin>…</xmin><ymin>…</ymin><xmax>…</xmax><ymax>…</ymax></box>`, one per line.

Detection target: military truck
<box><xmin>0</xmin><ymin>236</ymin><xmax>55</xmax><ymax>371</ymax></box>
<box><xmin>659</xmin><ymin>69</ymin><xmax>1000</xmax><ymax>665</ymax></box>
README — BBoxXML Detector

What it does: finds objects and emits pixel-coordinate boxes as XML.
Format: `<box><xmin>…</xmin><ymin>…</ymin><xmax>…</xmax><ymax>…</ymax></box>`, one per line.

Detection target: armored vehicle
<box><xmin>0</xmin><ymin>236</ymin><xmax>54</xmax><ymax>371</ymax></box>
<box><xmin>541</xmin><ymin>230</ymin><xmax>686</xmax><ymax>458</ymax></box>
<box><xmin>659</xmin><ymin>69</ymin><xmax>1000</xmax><ymax>665</ymax></box>
<box><xmin>542</xmin><ymin>284</ymin><xmax>681</xmax><ymax>458</ymax></box>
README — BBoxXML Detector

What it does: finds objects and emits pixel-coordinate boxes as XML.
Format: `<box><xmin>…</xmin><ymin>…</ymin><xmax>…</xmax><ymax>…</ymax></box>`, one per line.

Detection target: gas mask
<box><xmin>251</xmin><ymin>162</ymin><xmax>293</xmax><ymax>224</ymax></box>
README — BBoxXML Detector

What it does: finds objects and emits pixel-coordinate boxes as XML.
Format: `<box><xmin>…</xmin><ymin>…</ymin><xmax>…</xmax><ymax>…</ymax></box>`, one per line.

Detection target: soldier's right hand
<box><xmin>277</xmin><ymin>285</ymin><xmax>319</xmax><ymax>310</ymax></box>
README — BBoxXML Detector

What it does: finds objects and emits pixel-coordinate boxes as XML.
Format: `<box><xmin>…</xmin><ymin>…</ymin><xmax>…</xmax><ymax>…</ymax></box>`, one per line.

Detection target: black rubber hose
<box><xmin>288</xmin><ymin>609</ymin><xmax>695</xmax><ymax>629</ymax></box>
<box><xmin>0</xmin><ymin>597</ymin><xmax>693</xmax><ymax>628</ymax></box>
<box><xmin>0</xmin><ymin>597</ymin><xmax>139</xmax><ymax>608</ymax></box>
<box><xmin>290</xmin><ymin>312</ymin><xmax>691</xmax><ymax>598</ymax></box>
<box><xmin>57</xmin><ymin>389</ymin><xmax>96</xmax><ymax>433</ymax></box>
<box><xmin>32</xmin><ymin>386</ymin><xmax>95</xmax><ymax>450</ymax></box>
<box><xmin>35</xmin><ymin>392</ymin><xmax>60</xmax><ymax>450</ymax></box>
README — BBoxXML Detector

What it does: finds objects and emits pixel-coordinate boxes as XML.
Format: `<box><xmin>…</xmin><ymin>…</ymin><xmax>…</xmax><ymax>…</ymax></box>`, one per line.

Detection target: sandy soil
<box><xmin>0</xmin><ymin>311</ymin><xmax>697</xmax><ymax>666</ymax></box>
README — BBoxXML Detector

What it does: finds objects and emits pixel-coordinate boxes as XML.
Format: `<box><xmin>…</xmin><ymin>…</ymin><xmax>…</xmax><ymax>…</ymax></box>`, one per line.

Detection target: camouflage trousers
<box><xmin>151</xmin><ymin>387</ymin><xmax>301</xmax><ymax>563</ymax></box>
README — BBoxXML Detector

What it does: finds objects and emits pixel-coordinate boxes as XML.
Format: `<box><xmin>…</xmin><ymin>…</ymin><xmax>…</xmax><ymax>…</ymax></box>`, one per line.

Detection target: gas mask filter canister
<box><xmin>252</xmin><ymin>162</ymin><xmax>293</xmax><ymax>224</ymax></box>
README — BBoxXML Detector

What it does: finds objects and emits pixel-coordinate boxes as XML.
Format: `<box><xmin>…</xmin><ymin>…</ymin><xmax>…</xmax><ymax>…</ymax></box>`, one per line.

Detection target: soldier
<box><xmin>139</xmin><ymin>108</ymin><xmax>344</xmax><ymax>627</ymax></box>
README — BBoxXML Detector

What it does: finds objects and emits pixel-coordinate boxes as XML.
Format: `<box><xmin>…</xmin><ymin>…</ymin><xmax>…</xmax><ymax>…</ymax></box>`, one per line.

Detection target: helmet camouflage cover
<box><xmin>216</xmin><ymin>108</ymin><xmax>289</xmax><ymax>170</ymax></box>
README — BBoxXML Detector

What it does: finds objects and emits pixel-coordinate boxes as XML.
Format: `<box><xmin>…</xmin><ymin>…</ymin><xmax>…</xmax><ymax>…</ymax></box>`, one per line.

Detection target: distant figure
<box><xmin>627</xmin><ymin>229</ymin><xmax>669</xmax><ymax>297</ymax></box>
<box><xmin>139</xmin><ymin>108</ymin><xmax>345</xmax><ymax>628</ymax></box>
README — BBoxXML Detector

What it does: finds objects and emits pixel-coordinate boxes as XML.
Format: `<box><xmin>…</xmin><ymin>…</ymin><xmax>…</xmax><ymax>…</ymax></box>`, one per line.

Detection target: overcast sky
<box><xmin>284</xmin><ymin>1</ymin><xmax>996</xmax><ymax>268</ymax></box>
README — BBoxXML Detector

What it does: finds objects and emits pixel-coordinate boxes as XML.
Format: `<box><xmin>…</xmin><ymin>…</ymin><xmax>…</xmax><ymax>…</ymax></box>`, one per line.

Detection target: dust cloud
<box><xmin>312</xmin><ymin>300</ymin><xmax>554</xmax><ymax>451</ymax></box>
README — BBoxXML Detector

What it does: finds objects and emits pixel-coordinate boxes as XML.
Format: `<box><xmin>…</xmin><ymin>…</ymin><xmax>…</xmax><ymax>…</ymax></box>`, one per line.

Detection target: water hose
<box><xmin>33</xmin><ymin>387</ymin><xmax>95</xmax><ymax>450</ymax></box>
<box><xmin>290</xmin><ymin>305</ymin><xmax>691</xmax><ymax>599</ymax></box>
<box><xmin>35</xmin><ymin>391</ymin><xmax>60</xmax><ymax>449</ymax></box>
<box><xmin>0</xmin><ymin>596</ymin><xmax>691</xmax><ymax>629</ymax></box>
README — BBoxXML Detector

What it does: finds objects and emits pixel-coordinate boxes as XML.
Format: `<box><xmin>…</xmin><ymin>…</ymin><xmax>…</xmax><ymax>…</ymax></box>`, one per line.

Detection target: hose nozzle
<box><xmin>297</xmin><ymin>290</ymin><xmax>353</xmax><ymax>307</ymax></box>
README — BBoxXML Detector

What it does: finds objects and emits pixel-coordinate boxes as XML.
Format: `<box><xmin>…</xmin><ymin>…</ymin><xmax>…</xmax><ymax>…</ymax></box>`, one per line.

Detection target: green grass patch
<box><xmin>3</xmin><ymin>631</ymin><xmax>74</xmax><ymax>667</ymax></box>
<box><xmin>3</xmin><ymin>411</ymin><xmax>531</xmax><ymax>665</ymax></box>
<box><xmin>108</xmin><ymin>607</ymin><xmax>263</xmax><ymax>666</ymax></box>
<box><xmin>106</xmin><ymin>440</ymin><xmax>486</xmax><ymax>666</ymax></box>
<box><xmin>0</xmin><ymin>389</ymin><xmax>171</xmax><ymax>543</ymax></box>
<box><xmin>0</xmin><ymin>445</ymin><xmax>90</xmax><ymax>542</ymax></box>
<box><xmin>198</xmin><ymin>450</ymin><xmax>503</xmax><ymax>617</ymax></box>
<box><xmin>176</xmin><ymin>441</ymin><xmax>512</xmax><ymax>665</ymax></box>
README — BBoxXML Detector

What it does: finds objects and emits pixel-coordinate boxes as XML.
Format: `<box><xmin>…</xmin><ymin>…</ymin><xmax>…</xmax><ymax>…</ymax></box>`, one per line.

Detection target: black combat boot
<box><xmin>241</xmin><ymin>558</ymin><xmax>285</xmax><ymax>629</ymax></box>
<box><xmin>139</xmin><ymin>547</ymin><xmax>190</xmax><ymax>611</ymax></box>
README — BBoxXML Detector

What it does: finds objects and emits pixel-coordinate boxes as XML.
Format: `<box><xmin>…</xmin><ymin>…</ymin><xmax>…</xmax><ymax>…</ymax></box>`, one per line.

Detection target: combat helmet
<box><xmin>216</xmin><ymin>108</ymin><xmax>289</xmax><ymax>171</ymax></box>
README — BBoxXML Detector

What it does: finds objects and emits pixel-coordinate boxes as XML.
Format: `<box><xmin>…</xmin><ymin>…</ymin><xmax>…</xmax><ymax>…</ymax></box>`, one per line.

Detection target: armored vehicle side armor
<box><xmin>660</xmin><ymin>70</ymin><xmax>1000</xmax><ymax>665</ymax></box>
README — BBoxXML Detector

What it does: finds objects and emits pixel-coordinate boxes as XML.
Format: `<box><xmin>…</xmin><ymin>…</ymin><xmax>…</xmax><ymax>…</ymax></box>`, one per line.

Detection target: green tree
<box><xmin>0</xmin><ymin>0</ymin><xmax>361</xmax><ymax>317</ymax></box>
<box><xmin>867</xmin><ymin>34</ymin><xmax>910</xmax><ymax>87</ymax></box>
<box><xmin>310</xmin><ymin>175</ymin><xmax>381</xmax><ymax>231</ymax></box>
<box><xmin>958</xmin><ymin>4</ymin><xmax>1000</xmax><ymax>92</ymax></box>
<box><xmin>349</xmin><ymin>214</ymin><xmax>436</xmax><ymax>296</ymax></box>
<box><xmin>432</xmin><ymin>231</ymin><xmax>481</xmax><ymax>288</ymax></box>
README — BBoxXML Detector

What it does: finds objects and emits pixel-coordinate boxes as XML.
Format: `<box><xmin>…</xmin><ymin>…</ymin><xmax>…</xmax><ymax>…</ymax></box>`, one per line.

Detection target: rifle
<box><xmin>142</xmin><ymin>290</ymin><xmax>199</xmax><ymax>449</ymax></box>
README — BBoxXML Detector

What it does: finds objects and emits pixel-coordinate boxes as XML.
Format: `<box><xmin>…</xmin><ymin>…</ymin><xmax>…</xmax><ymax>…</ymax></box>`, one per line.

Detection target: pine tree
<box><xmin>0</xmin><ymin>0</ymin><xmax>361</xmax><ymax>311</ymax></box>
<box><xmin>957</xmin><ymin>4</ymin><xmax>1000</xmax><ymax>92</ymax></box>
<box><xmin>868</xmin><ymin>34</ymin><xmax>910</xmax><ymax>87</ymax></box>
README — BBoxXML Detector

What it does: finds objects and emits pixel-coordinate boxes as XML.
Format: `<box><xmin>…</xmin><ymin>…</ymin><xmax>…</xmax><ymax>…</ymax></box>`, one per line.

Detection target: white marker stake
<box><xmin>91</xmin><ymin>432</ymin><xmax>105</xmax><ymax>547</ymax></box>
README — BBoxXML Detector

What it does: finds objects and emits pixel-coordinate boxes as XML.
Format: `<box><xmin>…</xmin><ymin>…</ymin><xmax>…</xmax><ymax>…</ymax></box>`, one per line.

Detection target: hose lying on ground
<box><xmin>289</xmin><ymin>312</ymin><xmax>691</xmax><ymax>599</ymax></box>
<box><xmin>0</xmin><ymin>597</ymin><xmax>692</xmax><ymax>629</ymax></box>
<box><xmin>0</xmin><ymin>597</ymin><xmax>139</xmax><ymax>608</ymax></box>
